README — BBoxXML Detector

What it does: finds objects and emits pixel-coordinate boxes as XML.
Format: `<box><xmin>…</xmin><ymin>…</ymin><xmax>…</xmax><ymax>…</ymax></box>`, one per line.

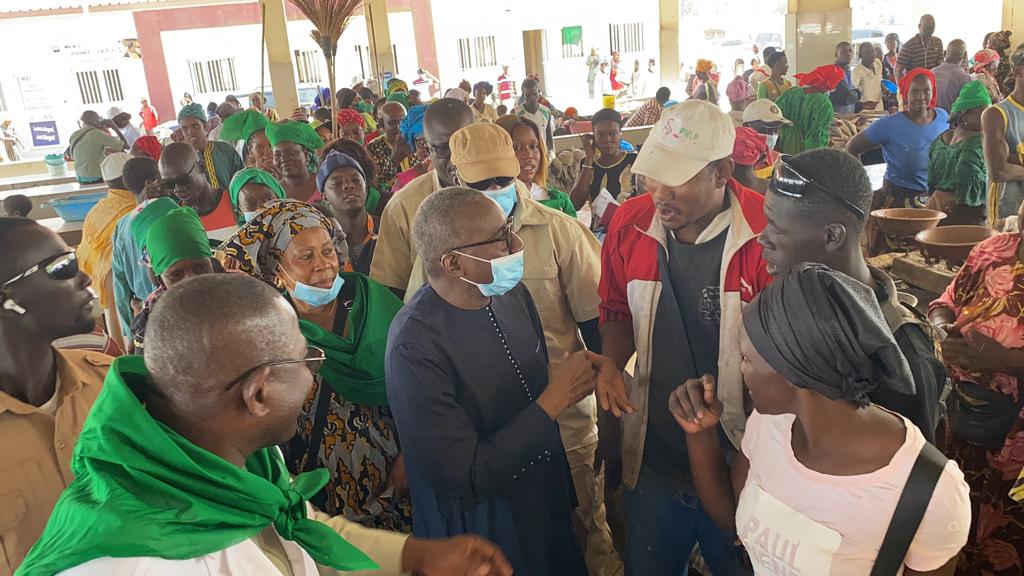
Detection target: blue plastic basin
<box><xmin>41</xmin><ymin>192</ymin><xmax>107</xmax><ymax>222</ymax></box>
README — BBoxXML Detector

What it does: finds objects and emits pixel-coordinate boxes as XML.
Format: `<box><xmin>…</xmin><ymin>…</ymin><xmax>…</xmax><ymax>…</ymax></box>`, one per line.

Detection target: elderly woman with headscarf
<box><xmin>929</xmin><ymin>200</ymin><xmax>1024</xmax><ymax>574</ymax></box>
<box><xmin>228</xmin><ymin>167</ymin><xmax>286</xmax><ymax>224</ymax></box>
<box><xmin>392</xmin><ymin>104</ymin><xmax>430</xmax><ymax>193</ymax></box>
<box><xmin>267</xmin><ymin>120</ymin><xmax>325</xmax><ymax>204</ymax></box>
<box><xmin>987</xmin><ymin>30</ymin><xmax>1015</xmax><ymax>95</ymax></box>
<box><xmin>471</xmin><ymin>82</ymin><xmax>498</xmax><ymax>123</ymax></box>
<box><xmin>217</xmin><ymin>199</ymin><xmax>412</xmax><ymax>531</ymax></box>
<box><xmin>775</xmin><ymin>64</ymin><xmax>843</xmax><ymax>155</ymax></box>
<box><xmin>848</xmin><ymin>68</ymin><xmax>949</xmax><ymax>254</ymax></box>
<box><xmin>668</xmin><ymin>263</ymin><xmax>971</xmax><ymax>575</ymax></box>
<box><xmin>972</xmin><ymin>49</ymin><xmax>1004</xmax><ymax>102</ymax></box>
<box><xmin>924</xmin><ymin>81</ymin><xmax>992</xmax><ymax>226</ymax></box>
<box><xmin>219</xmin><ymin>109</ymin><xmax>276</xmax><ymax>178</ymax></box>
<box><xmin>335</xmin><ymin>108</ymin><xmax>367</xmax><ymax>145</ymax></box>
<box><xmin>128</xmin><ymin>200</ymin><xmax>218</xmax><ymax>352</ymax></box>
<box><xmin>336</xmin><ymin>87</ymin><xmax>378</xmax><ymax>133</ymax></box>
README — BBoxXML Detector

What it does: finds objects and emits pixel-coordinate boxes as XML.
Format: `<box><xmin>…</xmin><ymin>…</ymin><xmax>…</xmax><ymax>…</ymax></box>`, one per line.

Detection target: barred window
<box><xmin>609</xmin><ymin>22</ymin><xmax>645</xmax><ymax>54</ymax></box>
<box><xmin>295</xmin><ymin>50</ymin><xmax>322</xmax><ymax>84</ymax></box>
<box><xmin>187</xmin><ymin>58</ymin><xmax>238</xmax><ymax>94</ymax></box>
<box><xmin>457</xmin><ymin>35</ymin><xmax>497</xmax><ymax>70</ymax></box>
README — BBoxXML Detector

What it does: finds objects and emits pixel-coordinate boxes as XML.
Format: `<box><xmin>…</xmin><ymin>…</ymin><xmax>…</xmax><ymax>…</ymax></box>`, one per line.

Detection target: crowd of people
<box><xmin>6</xmin><ymin>13</ymin><xmax>1024</xmax><ymax>576</ymax></box>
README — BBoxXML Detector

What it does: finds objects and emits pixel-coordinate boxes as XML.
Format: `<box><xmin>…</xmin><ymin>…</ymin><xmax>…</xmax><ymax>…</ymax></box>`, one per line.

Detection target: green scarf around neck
<box><xmin>298</xmin><ymin>272</ymin><xmax>401</xmax><ymax>407</ymax></box>
<box><xmin>16</xmin><ymin>355</ymin><xmax>378</xmax><ymax>576</ymax></box>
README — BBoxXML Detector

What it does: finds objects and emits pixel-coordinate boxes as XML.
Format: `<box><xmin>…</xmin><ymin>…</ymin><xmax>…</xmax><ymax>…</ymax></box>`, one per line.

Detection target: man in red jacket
<box><xmin>597</xmin><ymin>99</ymin><xmax>770</xmax><ymax>574</ymax></box>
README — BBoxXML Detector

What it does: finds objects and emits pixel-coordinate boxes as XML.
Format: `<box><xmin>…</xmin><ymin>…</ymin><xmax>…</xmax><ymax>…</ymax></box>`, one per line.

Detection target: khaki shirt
<box><xmin>374</xmin><ymin>174</ymin><xmax>603</xmax><ymax>451</ymax></box>
<box><xmin>0</xmin><ymin>348</ymin><xmax>111</xmax><ymax>575</ymax></box>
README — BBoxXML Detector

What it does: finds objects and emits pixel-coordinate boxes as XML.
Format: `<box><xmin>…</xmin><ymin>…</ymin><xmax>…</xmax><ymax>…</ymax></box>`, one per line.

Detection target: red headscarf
<box><xmin>132</xmin><ymin>135</ymin><xmax>162</xmax><ymax>161</ymax></box>
<box><xmin>335</xmin><ymin>108</ymin><xmax>366</xmax><ymax>128</ymax></box>
<box><xmin>794</xmin><ymin>65</ymin><xmax>845</xmax><ymax>92</ymax></box>
<box><xmin>898</xmin><ymin>68</ymin><xmax>938</xmax><ymax>109</ymax></box>
<box><xmin>732</xmin><ymin>127</ymin><xmax>769</xmax><ymax>166</ymax></box>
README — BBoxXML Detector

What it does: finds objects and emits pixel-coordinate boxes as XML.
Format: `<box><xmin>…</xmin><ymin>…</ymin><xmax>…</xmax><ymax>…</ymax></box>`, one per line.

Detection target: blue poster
<box><xmin>30</xmin><ymin>121</ymin><xmax>59</xmax><ymax>147</ymax></box>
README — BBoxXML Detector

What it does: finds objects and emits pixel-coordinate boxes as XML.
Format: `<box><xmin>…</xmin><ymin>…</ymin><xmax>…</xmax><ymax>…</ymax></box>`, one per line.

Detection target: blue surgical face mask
<box><xmin>242</xmin><ymin>211</ymin><xmax>259</xmax><ymax>222</ymax></box>
<box><xmin>481</xmin><ymin>182</ymin><xmax>517</xmax><ymax>218</ymax></box>
<box><xmin>283</xmin><ymin>270</ymin><xmax>345</xmax><ymax>307</ymax></box>
<box><xmin>765</xmin><ymin>133</ymin><xmax>779</xmax><ymax>150</ymax></box>
<box><xmin>456</xmin><ymin>250</ymin><xmax>524</xmax><ymax>297</ymax></box>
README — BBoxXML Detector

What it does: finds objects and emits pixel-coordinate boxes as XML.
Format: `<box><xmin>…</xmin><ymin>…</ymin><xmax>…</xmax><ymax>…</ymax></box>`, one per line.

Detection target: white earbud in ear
<box><xmin>2</xmin><ymin>299</ymin><xmax>26</xmax><ymax>315</ymax></box>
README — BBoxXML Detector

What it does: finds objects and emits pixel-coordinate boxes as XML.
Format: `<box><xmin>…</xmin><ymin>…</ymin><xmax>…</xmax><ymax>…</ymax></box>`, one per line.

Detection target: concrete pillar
<box><xmin>659</xmin><ymin>0</ymin><xmax>680</xmax><ymax>85</ymax></box>
<box><xmin>263</xmin><ymin>0</ymin><xmax>299</xmax><ymax>116</ymax></box>
<box><xmin>1005</xmin><ymin>0</ymin><xmax>1024</xmax><ymax>45</ymax></box>
<box><xmin>786</xmin><ymin>0</ymin><xmax>851</xmax><ymax>74</ymax></box>
<box><xmin>364</xmin><ymin>0</ymin><xmax>396</xmax><ymax>81</ymax></box>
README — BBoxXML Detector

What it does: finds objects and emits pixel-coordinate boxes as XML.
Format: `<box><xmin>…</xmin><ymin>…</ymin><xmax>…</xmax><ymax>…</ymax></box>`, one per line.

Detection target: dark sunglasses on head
<box><xmin>223</xmin><ymin>345</ymin><xmax>326</xmax><ymax>391</ymax></box>
<box><xmin>2</xmin><ymin>251</ymin><xmax>78</xmax><ymax>288</ymax></box>
<box><xmin>466</xmin><ymin>176</ymin><xmax>516</xmax><ymax>192</ymax></box>
<box><xmin>771</xmin><ymin>155</ymin><xmax>866</xmax><ymax>220</ymax></box>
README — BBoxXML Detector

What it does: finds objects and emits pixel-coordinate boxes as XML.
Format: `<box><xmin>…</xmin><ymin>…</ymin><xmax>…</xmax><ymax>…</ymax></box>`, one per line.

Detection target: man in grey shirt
<box><xmin>932</xmin><ymin>39</ymin><xmax>971</xmax><ymax>113</ymax></box>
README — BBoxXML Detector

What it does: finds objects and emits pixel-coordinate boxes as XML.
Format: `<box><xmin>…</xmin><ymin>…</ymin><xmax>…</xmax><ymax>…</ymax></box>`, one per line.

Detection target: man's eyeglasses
<box><xmin>161</xmin><ymin>162</ymin><xmax>199</xmax><ymax>190</ymax></box>
<box><xmin>222</xmin><ymin>345</ymin><xmax>326</xmax><ymax>391</ymax></box>
<box><xmin>465</xmin><ymin>176</ymin><xmax>516</xmax><ymax>191</ymax></box>
<box><xmin>1</xmin><ymin>251</ymin><xmax>78</xmax><ymax>288</ymax></box>
<box><xmin>771</xmin><ymin>155</ymin><xmax>866</xmax><ymax>220</ymax></box>
<box><xmin>449</xmin><ymin>217</ymin><xmax>520</xmax><ymax>254</ymax></box>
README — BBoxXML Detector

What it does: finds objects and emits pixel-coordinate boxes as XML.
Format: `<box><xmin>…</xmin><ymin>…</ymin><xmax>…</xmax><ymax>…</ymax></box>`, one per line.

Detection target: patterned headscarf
<box><xmin>177</xmin><ymin>103</ymin><xmax>207</xmax><ymax>124</ymax></box>
<box><xmin>973</xmin><ymin>49</ymin><xmax>1001</xmax><ymax>73</ymax></box>
<box><xmin>386</xmin><ymin>78</ymin><xmax>408</xmax><ymax>96</ymax></box>
<box><xmin>336</xmin><ymin>108</ymin><xmax>366</xmax><ymax>128</ymax></box>
<box><xmin>726</xmin><ymin>76</ymin><xmax>754</xmax><ymax>103</ymax></box>
<box><xmin>989</xmin><ymin>31</ymin><xmax>1013</xmax><ymax>55</ymax></box>
<box><xmin>217</xmin><ymin>199</ymin><xmax>334</xmax><ymax>286</ymax></box>
<box><xmin>1012</xmin><ymin>43</ymin><xmax>1024</xmax><ymax>68</ymax></box>
<box><xmin>732</xmin><ymin>127</ymin><xmax>768</xmax><ymax>166</ymax></box>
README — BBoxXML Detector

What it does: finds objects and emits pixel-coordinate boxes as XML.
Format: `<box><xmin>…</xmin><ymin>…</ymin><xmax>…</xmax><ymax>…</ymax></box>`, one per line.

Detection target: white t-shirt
<box><xmin>737</xmin><ymin>410</ymin><xmax>970</xmax><ymax>575</ymax></box>
<box><xmin>852</xmin><ymin>60</ymin><xmax>884</xmax><ymax>105</ymax></box>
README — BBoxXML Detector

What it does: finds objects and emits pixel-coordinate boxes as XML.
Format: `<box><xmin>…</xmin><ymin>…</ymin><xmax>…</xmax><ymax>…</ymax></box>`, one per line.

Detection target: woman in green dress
<box><xmin>218</xmin><ymin>199</ymin><xmax>412</xmax><ymax>532</ymax></box>
<box><xmin>925</xmin><ymin>80</ymin><xmax>992</xmax><ymax>226</ymax></box>
<box><xmin>495</xmin><ymin>115</ymin><xmax>577</xmax><ymax>218</ymax></box>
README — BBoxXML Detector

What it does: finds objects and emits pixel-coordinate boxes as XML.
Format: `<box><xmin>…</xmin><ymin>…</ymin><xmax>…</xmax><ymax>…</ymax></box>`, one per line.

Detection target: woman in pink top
<box><xmin>670</xmin><ymin>264</ymin><xmax>970</xmax><ymax>575</ymax></box>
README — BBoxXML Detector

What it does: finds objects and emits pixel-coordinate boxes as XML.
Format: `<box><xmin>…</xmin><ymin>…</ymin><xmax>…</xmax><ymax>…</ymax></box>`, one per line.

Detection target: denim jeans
<box><xmin>624</xmin><ymin>467</ymin><xmax>748</xmax><ymax>576</ymax></box>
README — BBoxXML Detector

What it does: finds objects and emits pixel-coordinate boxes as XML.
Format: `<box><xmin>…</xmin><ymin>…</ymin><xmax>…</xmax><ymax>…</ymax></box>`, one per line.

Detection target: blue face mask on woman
<box><xmin>454</xmin><ymin>250</ymin><xmax>524</xmax><ymax>297</ymax></box>
<box><xmin>281</xmin><ymin>269</ymin><xmax>345</xmax><ymax>307</ymax></box>
<box><xmin>481</xmin><ymin>182</ymin><xmax>517</xmax><ymax>218</ymax></box>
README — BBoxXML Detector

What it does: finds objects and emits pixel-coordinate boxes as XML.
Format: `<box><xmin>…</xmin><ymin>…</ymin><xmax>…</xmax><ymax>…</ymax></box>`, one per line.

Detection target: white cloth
<box><xmin>852</xmin><ymin>60</ymin><xmax>884</xmax><ymax>104</ymax></box>
<box><xmin>58</xmin><ymin>505</ymin><xmax>411</xmax><ymax>576</ymax></box>
<box><xmin>120</xmin><ymin>123</ymin><xmax>142</xmax><ymax>148</ymax></box>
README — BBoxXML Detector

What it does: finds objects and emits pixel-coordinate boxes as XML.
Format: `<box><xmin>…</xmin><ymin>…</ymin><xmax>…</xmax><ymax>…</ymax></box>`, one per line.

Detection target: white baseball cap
<box><xmin>742</xmin><ymin>99</ymin><xmax>792</xmax><ymax>125</ymax></box>
<box><xmin>633</xmin><ymin>100</ymin><xmax>736</xmax><ymax>187</ymax></box>
<box><xmin>107</xmin><ymin>106</ymin><xmax>124</xmax><ymax>120</ymax></box>
<box><xmin>101</xmin><ymin>152</ymin><xmax>132</xmax><ymax>182</ymax></box>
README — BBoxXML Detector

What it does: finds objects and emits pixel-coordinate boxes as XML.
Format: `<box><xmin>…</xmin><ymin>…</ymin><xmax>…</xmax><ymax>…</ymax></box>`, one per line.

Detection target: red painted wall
<box><xmin>132</xmin><ymin>0</ymin><xmax>430</xmax><ymax>122</ymax></box>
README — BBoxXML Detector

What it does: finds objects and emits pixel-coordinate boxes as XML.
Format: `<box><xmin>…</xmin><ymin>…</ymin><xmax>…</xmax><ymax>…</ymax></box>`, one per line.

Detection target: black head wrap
<box><xmin>742</xmin><ymin>263</ymin><xmax>915</xmax><ymax>407</ymax></box>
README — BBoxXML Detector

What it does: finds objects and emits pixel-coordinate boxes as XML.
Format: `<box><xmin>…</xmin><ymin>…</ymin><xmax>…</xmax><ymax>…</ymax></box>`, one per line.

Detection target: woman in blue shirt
<box><xmin>847</xmin><ymin>68</ymin><xmax>949</xmax><ymax>254</ymax></box>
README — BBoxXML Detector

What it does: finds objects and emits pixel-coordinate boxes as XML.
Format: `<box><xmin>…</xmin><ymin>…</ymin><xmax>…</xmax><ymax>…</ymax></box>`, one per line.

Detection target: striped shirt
<box><xmin>897</xmin><ymin>34</ymin><xmax>944</xmax><ymax>74</ymax></box>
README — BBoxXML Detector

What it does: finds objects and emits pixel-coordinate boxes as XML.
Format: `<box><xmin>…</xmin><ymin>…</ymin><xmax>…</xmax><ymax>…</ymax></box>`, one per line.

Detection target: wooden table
<box><xmin>1</xmin><ymin>181</ymin><xmax>107</xmax><ymax>219</ymax></box>
<box><xmin>39</xmin><ymin>217</ymin><xmax>84</xmax><ymax>246</ymax></box>
<box><xmin>0</xmin><ymin>173</ymin><xmax>77</xmax><ymax>191</ymax></box>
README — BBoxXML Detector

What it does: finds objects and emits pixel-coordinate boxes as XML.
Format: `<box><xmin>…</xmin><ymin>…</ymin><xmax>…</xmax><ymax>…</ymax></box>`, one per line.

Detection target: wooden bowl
<box><xmin>870</xmin><ymin>208</ymin><xmax>947</xmax><ymax>237</ymax></box>
<box><xmin>914</xmin><ymin>226</ymin><xmax>998</xmax><ymax>266</ymax></box>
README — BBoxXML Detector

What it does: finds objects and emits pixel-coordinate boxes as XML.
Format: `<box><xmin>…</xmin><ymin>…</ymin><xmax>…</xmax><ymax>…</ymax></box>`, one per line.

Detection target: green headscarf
<box><xmin>219</xmin><ymin>109</ymin><xmax>270</xmax><ymax>142</ymax></box>
<box><xmin>177</xmin><ymin>102</ymin><xmax>207</xmax><ymax>124</ymax></box>
<box><xmin>146</xmin><ymin>207</ymin><xmax>213</xmax><ymax>276</ymax></box>
<box><xmin>130</xmin><ymin>197</ymin><xmax>180</xmax><ymax>248</ymax></box>
<box><xmin>15</xmin><ymin>355</ymin><xmax>378</xmax><ymax>576</ymax></box>
<box><xmin>229</xmin><ymin>167</ymin><xmax>287</xmax><ymax>212</ymax></box>
<box><xmin>299</xmin><ymin>272</ymin><xmax>402</xmax><ymax>407</ymax></box>
<box><xmin>951</xmin><ymin>80</ymin><xmax>993</xmax><ymax>115</ymax></box>
<box><xmin>776</xmin><ymin>87</ymin><xmax>834</xmax><ymax>155</ymax></box>
<box><xmin>385</xmin><ymin>91</ymin><xmax>410</xmax><ymax>111</ymax></box>
<box><xmin>265</xmin><ymin>120</ymin><xmax>324</xmax><ymax>152</ymax></box>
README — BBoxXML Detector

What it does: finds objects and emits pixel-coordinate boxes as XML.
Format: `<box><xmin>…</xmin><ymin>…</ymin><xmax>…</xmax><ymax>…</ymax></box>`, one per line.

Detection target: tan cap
<box><xmin>742</xmin><ymin>99</ymin><xmax>792</xmax><ymax>125</ymax></box>
<box><xmin>633</xmin><ymin>100</ymin><xmax>736</xmax><ymax>187</ymax></box>
<box><xmin>449</xmin><ymin>123</ymin><xmax>521</xmax><ymax>183</ymax></box>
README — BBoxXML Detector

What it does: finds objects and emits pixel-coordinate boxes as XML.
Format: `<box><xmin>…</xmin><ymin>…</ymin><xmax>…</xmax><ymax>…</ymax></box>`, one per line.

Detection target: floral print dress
<box><xmin>932</xmin><ymin>232</ymin><xmax>1024</xmax><ymax>575</ymax></box>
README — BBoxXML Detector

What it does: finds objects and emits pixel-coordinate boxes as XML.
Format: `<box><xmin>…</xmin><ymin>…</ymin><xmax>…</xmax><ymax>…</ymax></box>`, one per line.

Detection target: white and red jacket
<box><xmin>599</xmin><ymin>180</ymin><xmax>771</xmax><ymax>489</ymax></box>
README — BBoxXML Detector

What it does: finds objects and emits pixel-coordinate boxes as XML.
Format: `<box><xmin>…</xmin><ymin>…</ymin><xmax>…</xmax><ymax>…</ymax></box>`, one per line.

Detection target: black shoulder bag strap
<box><xmin>869</xmin><ymin>442</ymin><xmax>948</xmax><ymax>576</ymax></box>
<box><xmin>299</xmin><ymin>380</ymin><xmax>335</xmax><ymax>473</ymax></box>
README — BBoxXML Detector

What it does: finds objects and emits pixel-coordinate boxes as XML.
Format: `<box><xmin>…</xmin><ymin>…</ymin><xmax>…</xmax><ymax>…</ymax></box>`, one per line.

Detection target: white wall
<box><xmin>0</xmin><ymin>11</ymin><xmax>147</xmax><ymax>153</ymax></box>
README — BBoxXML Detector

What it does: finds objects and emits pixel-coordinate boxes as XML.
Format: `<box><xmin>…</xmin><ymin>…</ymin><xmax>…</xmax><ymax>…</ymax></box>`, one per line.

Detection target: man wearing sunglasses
<box><xmin>159</xmin><ymin>142</ymin><xmax>239</xmax><ymax>241</ymax></box>
<box><xmin>372</xmin><ymin>98</ymin><xmax>475</xmax><ymax>300</ymax></box>
<box><xmin>758</xmin><ymin>148</ymin><xmax>945</xmax><ymax>441</ymax></box>
<box><xmin>0</xmin><ymin>218</ymin><xmax>112</xmax><ymax>570</ymax></box>
<box><xmin>20</xmin><ymin>274</ymin><xmax>514</xmax><ymax>576</ymax></box>
<box><xmin>598</xmin><ymin>99</ymin><xmax>770</xmax><ymax>575</ymax></box>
